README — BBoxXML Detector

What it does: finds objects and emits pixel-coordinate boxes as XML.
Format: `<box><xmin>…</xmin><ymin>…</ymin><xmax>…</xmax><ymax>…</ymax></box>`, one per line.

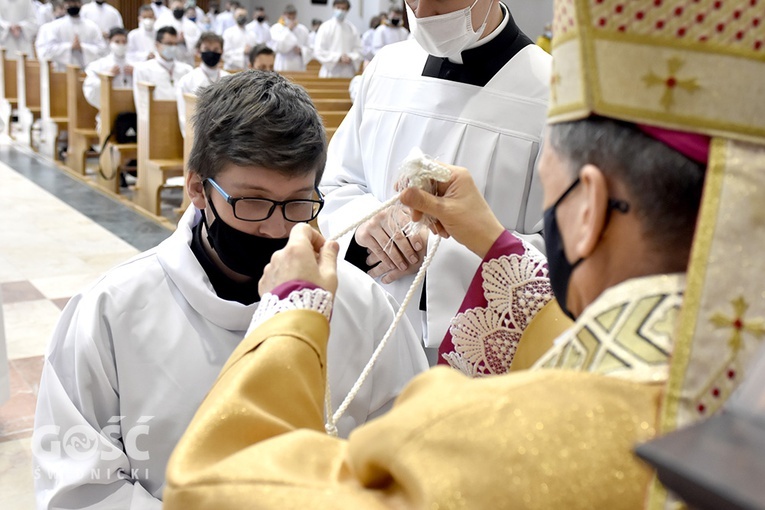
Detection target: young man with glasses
<box><xmin>33</xmin><ymin>71</ymin><xmax>428</xmax><ymax>509</ymax></box>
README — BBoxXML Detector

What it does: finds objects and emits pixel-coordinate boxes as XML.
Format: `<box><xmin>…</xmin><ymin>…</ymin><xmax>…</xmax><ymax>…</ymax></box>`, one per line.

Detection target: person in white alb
<box><xmin>360</xmin><ymin>14</ymin><xmax>381</xmax><ymax>62</ymax></box>
<box><xmin>221</xmin><ymin>7</ymin><xmax>254</xmax><ymax>71</ymax></box>
<box><xmin>79</xmin><ymin>0</ymin><xmax>123</xmax><ymax>39</ymax></box>
<box><xmin>319</xmin><ymin>0</ymin><xmax>550</xmax><ymax>364</ymax></box>
<box><xmin>213</xmin><ymin>0</ymin><xmax>236</xmax><ymax>35</ymax></box>
<box><xmin>82</xmin><ymin>27</ymin><xmax>132</xmax><ymax>110</ymax></box>
<box><xmin>127</xmin><ymin>5</ymin><xmax>156</xmax><ymax>63</ymax></box>
<box><xmin>244</xmin><ymin>5</ymin><xmax>269</xmax><ymax>45</ymax></box>
<box><xmin>372</xmin><ymin>6</ymin><xmax>408</xmax><ymax>55</ymax></box>
<box><xmin>34</xmin><ymin>0</ymin><xmax>54</xmax><ymax>26</ymax></box>
<box><xmin>155</xmin><ymin>0</ymin><xmax>199</xmax><ymax>66</ymax></box>
<box><xmin>176</xmin><ymin>31</ymin><xmax>228</xmax><ymax>137</ymax></box>
<box><xmin>149</xmin><ymin>0</ymin><xmax>169</xmax><ymax>20</ymax></box>
<box><xmin>132</xmin><ymin>25</ymin><xmax>191</xmax><ymax>103</ymax></box>
<box><xmin>41</xmin><ymin>0</ymin><xmax>104</xmax><ymax>71</ymax></box>
<box><xmin>0</xmin><ymin>0</ymin><xmax>38</xmax><ymax>57</ymax></box>
<box><xmin>33</xmin><ymin>1</ymin><xmax>65</xmax><ymax>59</ymax></box>
<box><xmin>269</xmin><ymin>4</ymin><xmax>310</xmax><ymax>72</ymax></box>
<box><xmin>313</xmin><ymin>0</ymin><xmax>362</xmax><ymax>78</ymax></box>
<box><xmin>33</xmin><ymin>70</ymin><xmax>427</xmax><ymax>510</ymax></box>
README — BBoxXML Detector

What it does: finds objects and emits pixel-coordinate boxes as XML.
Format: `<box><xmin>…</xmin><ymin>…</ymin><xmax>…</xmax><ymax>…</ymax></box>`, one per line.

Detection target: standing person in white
<box><xmin>318</xmin><ymin>0</ymin><xmax>550</xmax><ymax>363</ymax></box>
<box><xmin>149</xmin><ymin>0</ymin><xmax>169</xmax><ymax>20</ymax></box>
<box><xmin>126</xmin><ymin>5</ymin><xmax>156</xmax><ymax>63</ymax></box>
<box><xmin>360</xmin><ymin>14</ymin><xmax>381</xmax><ymax>63</ymax></box>
<box><xmin>82</xmin><ymin>27</ymin><xmax>132</xmax><ymax>110</ymax></box>
<box><xmin>42</xmin><ymin>0</ymin><xmax>104</xmax><ymax>70</ymax></box>
<box><xmin>313</xmin><ymin>0</ymin><xmax>362</xmax><ymax>79</ymax></box>
<box><xmin>372</xmin><ymin>6</ymin><xmax>408</xmax><ymax>55</ymax></box>
<box><xmin>33</xmin><ymin>1</ymin><xmax>65</xmax><ymax>59</ymax></box>
<box><xmin>155</xmin><ymin>0</ymin><xmax>199</xmax><ymax>66</ymax></box>
<box><xmin>213</xmin><ymin>0</ymin><xmax>235</xmax><ymax>35</ymax></box>
<box><xmin>269</xmin><ymin>4</ymin><xmax>310</xmax><ymax>72</ymax></box>
<box><xmin>221</xmin><ymin>7</ymin><xmax>254</xmax><ymax>71</ymax></box>
<box><xmin>0</xmin><ymin>0</ymin><xmax>38</xmax><ymax>57</ymax></box>
<box><xmin>132</xmin><ymin>25</ymin><xmax>191</xmax><ymax>103</ymax></box>
<box><xmin>34</xmin><ymin>0</ymin><xmax>54</xmax><ymax>26</ymax></box>
<box><xmin>176</xmin><ymin>31</ymin><xmax>227</xmax><ymax>136</ymax></box>
<box><xmin>244</xmin><ymin>5</ymin><xmax>269</xmax><ymax>45</ymax></box>
<box><xmin>33</xmin><ymin>70</ymin><xmax>427</xmax><ymax>509</ymax></box>
<box><xmin>79</xmin><ymin>0</ymin><xmax>122</xmax><ymax>39</ymax></box>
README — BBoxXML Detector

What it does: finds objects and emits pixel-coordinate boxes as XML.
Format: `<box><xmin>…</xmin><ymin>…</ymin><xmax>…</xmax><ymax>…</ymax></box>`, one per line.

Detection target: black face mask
<box><xmin>390</xmin><ymin>18</ymin><xmax>401</xmax><ymax>26</ymax></box>
<box><xmin>95</xmin><ymin>0</ymin><xmax>104</xmax><ymax>4</ymax></box>
<box><xmin>200</xmin><ymin>50</ymin><xmax>222</xmax><ymax>67</ymax></box>
<box><xmin>67</xmin><ymin>6</ymin><xmax>80</xmax><ymax>16</ymax></box>
<box><xmin>154</xmin><ymin>0</ymin><xmax>163</xmax><ymax>5</ymax></box>
<box><xmin>256</xmin><ymin>15</ymin><xmax>265</xmax><ymax>22</ymax></box>
<box><xmin>543</xmin><ymin>177</ymin><xmax>630</xmax><ymax>321</ymax></box>
<box><xmin>173</xmin><ymin>8</ymin><xmax>184</xmax><ymax>19</ymax></box>
<box><xmin>236</xmin><ymin>15</ymin><xmax>247</xmax><ymax>26</ymax></box>
<box><xmin>202</xmin><ymin>200</ymin><xmax>289</xmax><ymax>281</ymax></box>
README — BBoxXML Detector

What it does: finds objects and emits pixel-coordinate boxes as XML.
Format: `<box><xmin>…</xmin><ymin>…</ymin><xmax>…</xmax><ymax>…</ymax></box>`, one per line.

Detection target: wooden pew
<box><xmin>290</xmin><ymin>78</ymin><xmax>352</xmax><ymax>90</ymax></box>
<box><xmin>16</xmin><ymin>54</ymin><xmax>41</xmax><ymax>146</ymax></box>
<box><xmin>326</xmin><ymin>127</ymin><xmax>337</xmax><ymax>142</ymax></box>
<box><xmin>40</xmin><ymin>60</ymin><xmax>68</xmax><ymax>160</ymax></box>
<box><xmin>306</xmin><ymin>59</ymin><xmax>321</xmax><ymax>72</ymax></box>
<box><xmin>96</xmin><ymin>72</ymin><xmax>137</xmax><ymax>194</ymax></box>
<box><xmin>0</xmin><ymin>48</ymin><xmax>19</xmax><ymax>138</ymax></box>
<box><xmin>304</xmin><ymin>89</ymin><xmax>350</xmax><ymax>100</ymax></box>
<box><xmin>65</xmin><ymin>65</ymin><xmax>98</xmax><ymax>175</ymax></box>
<box><xmin>320</xmin><ymin>111</ymin><xmax>349</xmax><ymax>130</ymax></box>
<box><xmin>311</xmin><ymin>98</ymin><xmax>352</xmax><ymax>112</ymax></box>
<box><xmin>134</xmin><ymin>82</ymin><xmax>184</xmax><ymax>217</ymax></box>
<box><xmin>180</xmin><ymin>92</ymin><xmax>197</xmax><ymax>212</ymax></box>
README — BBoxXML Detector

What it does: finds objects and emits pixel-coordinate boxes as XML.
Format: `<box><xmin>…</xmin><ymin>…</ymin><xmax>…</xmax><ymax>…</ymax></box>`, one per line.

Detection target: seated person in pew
<box><xmin>40</xmin><ymin>0</ymin><xmax>104</xmax><ymax>71</ymax></box>
<box><xmin>0</xmin><ymin>0</ymin><xmax>39</xmax><ymax>58</ymax></box>
<box><xmin>175</xmin><ymin>31</ymin><xmax>228</xmax><ymax>137</ymax></box>
<box><xmin>82</xmin><ymin>27</ymin><xmax>133</xmax><ymax>116</ymax></box>
<box><xmin>127</xmin><ymin>5</ymin><xmax>156</xmax><ymax>63</ymax></box>
<box><xmin>33</xmin><ymin>69</ymin><xmax>427</xmax><ymax>509</ymax></box>
<box><xmin>155</xmin><ymin>0</ymin><xmax>199</xmax><ymax>66</ymax></box>
<box><xmin>132</xmin><ymin>25</ymin><xmax>191</xmax><ymax>105</ymax></box>
<box><xmin>247</xmin><ymin>43</ymin><xmax>274</xmax><ymax>71</ymax></box>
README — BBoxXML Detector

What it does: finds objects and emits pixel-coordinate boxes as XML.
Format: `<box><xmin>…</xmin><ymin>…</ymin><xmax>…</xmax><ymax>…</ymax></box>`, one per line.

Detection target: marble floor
<box><xmin>0</xmin><ymin>142</ymin><xmax>171</xmax><ymax>509</ymax></box>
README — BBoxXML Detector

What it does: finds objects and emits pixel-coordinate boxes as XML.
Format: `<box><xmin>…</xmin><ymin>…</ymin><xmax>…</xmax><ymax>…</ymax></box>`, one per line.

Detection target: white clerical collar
<box><xmin>448</xmin><ymin>2</ymin><xmax>509</xmax><ymax>65</ymax></box>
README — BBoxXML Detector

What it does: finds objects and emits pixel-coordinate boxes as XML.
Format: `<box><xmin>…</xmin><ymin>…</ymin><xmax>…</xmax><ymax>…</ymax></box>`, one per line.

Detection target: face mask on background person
<box><xmin>200</xmin><ymin>51</ymin><xmax>222</xmax><ymax>67</ymax></box>
<box><xmin>257</xmin><ymin>15</ymin><xmax>265</xmax><ymax>22</ymax></box>
<box><xmin>159</xmin><ymin>44</ymin><xmax>176</xmax><ymax>61</ymax></box>
<box><xmin>67</xmin><ymin>5</ymin><xmax>80</xmax><ymax>16</ymax></box>
<box><xmin>406</xmin><ymin>0</ymin><xmax>492</xmax><ymax>59</ymax></box>
<box><xmin>154</xmin><ymin>0</ymin><xmax>163</xmax><ymax>5</ymax></box>
<box><xmin>110</xmin><ymin>42</ymin><xmax>127</xmax><ymax>58</ymax></box>
<box><xmin>236</xmin><ymin>15</ymin><xmax>247</xmax><ymax>26</ymax></box>
<box><xmin>173</xmin><ymin>8</ymin><xmax>184</xmax><ymax>20</ymax></box>
<box><xmin>390</xmin><ymin>17</ymin><xmax>401</xmax><ymax>26</ymax></box>
<box><xmin>141</xmin><ymin>18</ymin><xmax>155</xmax><ymax>31</ymax></box>
<box><xmin>333</xmin><ymin>9</ymin><xmax>347</xmax><ymax>22</ymax></box>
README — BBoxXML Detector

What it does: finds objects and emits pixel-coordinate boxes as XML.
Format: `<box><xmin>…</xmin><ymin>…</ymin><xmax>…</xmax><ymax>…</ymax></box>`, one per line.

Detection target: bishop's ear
<box><xmin>573</xmin><ymin>164</ymin><xmax>610</xmax><ymax>259</ymax></box>
<box><xmin>186</xmin><ymin>172</ymin><xmax>207</xmax><ymax>209</ymax></box>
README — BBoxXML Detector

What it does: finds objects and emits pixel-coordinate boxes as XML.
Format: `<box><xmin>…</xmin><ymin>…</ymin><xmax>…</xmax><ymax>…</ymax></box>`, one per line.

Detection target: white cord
<box><xmin>327</xmin><ymin>194</ymin><xmax>402</xmax><ymax>243</ymax></box>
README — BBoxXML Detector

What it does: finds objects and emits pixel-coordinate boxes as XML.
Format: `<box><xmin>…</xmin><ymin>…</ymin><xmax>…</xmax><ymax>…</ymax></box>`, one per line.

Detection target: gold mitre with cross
<box><xmin>549</xmin><ymin>1</ymin><xmax>765</xmax><ymax>508</ymax></box>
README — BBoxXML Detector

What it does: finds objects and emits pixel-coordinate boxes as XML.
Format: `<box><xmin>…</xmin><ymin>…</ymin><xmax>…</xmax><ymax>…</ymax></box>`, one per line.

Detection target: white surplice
<box><xmin>221</xmin><ymin>24</ymin><xmax>256</xmax><ymax>71</ymax></box>
<box><xmin>132</xmin><ymin>55</ymin><xmax>191</xmax><ymax>104</ymax></box>
<box><xmin>79</xmin><ymin>1</ymin><xmax>123</xmax><ymax>36</ymax></box>
<box><xmin>371</xmin><ymin>24</ymin><xmax>408</xmax><ymax>55</ymax></box>
<box><xmin>319</xmin><ymin>35</ymin><xmax>550</xmax><ymax>354</ymax></box>
<box><xmin>33</xmin><ymin>206</ymin><xmax>427</xmax><ymax>509</ymax></box>
<box><xmin>269</xmin><ymin>21</ymin><xmax>310</xmax><ymax>72</ymax></box>
<box><xmin>244</xmin><ymin>18</ymin><xmax>270</xmax><ymax>45</ymax></box>
<box><xmin>126</xmin><ymin>26</ymin><xmax>155</xmax><ymax>64</ymax></box>
<box><xmin>41</xmin><ymin>14</ymin><xmax>104</xmax><ymax>71</ymax></box>
<box><xmin>313</xmin><ymin>17</ymin><xmax>362</xmax><ymax>78</ymax></box>
<box><xmin>0</xmin><ymin>0</ymin><xmax>38</xmax><ymax>57</ymax></box>
<box><xmin>149</xmin><ymin>2</ymin><xmax>170</xmax><ymax>21</ymax></box>
<box><xmin>175</xmin><ymin>64</ymin><xmax>228</xmax><ymax>136</ymax></box>
<box><xmin>82</xmin><ymin>53</ymin><xmax>133</xmax><ymax>109</ymax></box>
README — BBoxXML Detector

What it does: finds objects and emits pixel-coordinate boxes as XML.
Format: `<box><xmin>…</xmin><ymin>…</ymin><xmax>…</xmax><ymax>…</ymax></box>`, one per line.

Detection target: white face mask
<box><xmin>333</xmin><ymin>9</ymin><xmax>347</xmax><ymax>22</ymax></box>
<box><xmin>406</xmin><ymin>0</ymin><xmax>492</xmax><ymax>59</ymax></box>
<box><xmin>110</xmin><ymin>42</ymin><xmax>127</xmax><ymax>58</ymax></box>
<box><xmin>141</xmin><ymin>18</ymin><xmax>155</xmax><ymax>32</ymax></box>
<box><xmin>159</xmin><ymin>44</ymin><xmax>176</xmax><ymax>61</ymax></box>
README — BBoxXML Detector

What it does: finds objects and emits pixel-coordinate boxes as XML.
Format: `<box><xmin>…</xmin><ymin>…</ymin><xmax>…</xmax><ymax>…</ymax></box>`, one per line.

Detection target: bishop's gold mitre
<box><xmin>548</xmin><ymin>2</ymin><xmax>765</xmax><ymax>509</ymax></box>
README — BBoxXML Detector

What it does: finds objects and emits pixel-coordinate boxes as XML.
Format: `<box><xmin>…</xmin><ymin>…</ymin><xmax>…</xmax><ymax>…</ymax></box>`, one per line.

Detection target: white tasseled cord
<box><xmin>323</xmin><ymin>149</ymin><xmax>450</xmax><ymax>436</ymax></box>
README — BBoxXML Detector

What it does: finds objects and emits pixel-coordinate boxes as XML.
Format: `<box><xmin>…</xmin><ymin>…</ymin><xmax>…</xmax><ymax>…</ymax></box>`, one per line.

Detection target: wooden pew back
<box><xmin>65</xmin><ymin>65</ymin><xmax>98</xmax><ymax>174</ymax></box>
<box><xmin>22</xmin><ymin>55</ymin><xmax>40</xmax><ymax>112</ymax></box>
<box><xmin>97</xmin><ymin>72</ymin><xmax>137</xmax><ymax>192</ymax></box>
<box><xmin>0</xmin><ymin>48</ymin><xmax>18</xmax><ymax>104</ymax></box>
<box><xmin>181</xmin><ymin>92</ymin><xmax>198</xmax><ymax>211</ymax></box>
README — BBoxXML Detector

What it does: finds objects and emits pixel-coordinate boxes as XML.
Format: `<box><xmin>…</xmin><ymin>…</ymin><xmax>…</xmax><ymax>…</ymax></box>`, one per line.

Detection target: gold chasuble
<box><xmin>165</xmin><ymin>0</ymin><xmax>765</xmax><ymax>508</ymax></box>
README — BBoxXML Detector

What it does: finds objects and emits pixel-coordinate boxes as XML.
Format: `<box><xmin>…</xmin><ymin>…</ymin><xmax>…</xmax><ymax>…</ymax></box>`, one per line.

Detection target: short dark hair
<box><xmin>389</xmin><ymin>6</ymin><xmax>403</xmax><ymax>15</ymax></box>
<box><xmin>248</xmin><ymin>43</ymin><xmax>274</xmax><ymax>65</ymax></box>
<box><xmin>311</xmin><ymin>18</ymin><xmax>322</xmax><ymax>26</ymax></box>
<box><xmin>138</xmin><ymin>4</ymin><xmax>154</xmax><ymax>16</ymax></box>
<box><xmin>254</xmin><ymin>5</ymin><xmax>264</xmax><ymax>11</ymax></box>
<box><xmin>189</xmin><ymin>71</ymin><xmax>327</xmax><ymax>185</ymax></box>
<box><xmin>369</xmin><ymin>15</ymin><xmax>381</xmax><ymax>29</ymax></box>
<box><xmin>333</xmin><ymin>0</ymin><xmax>350</xmax><ymax>8</ymax></box>
<box><xmin>548</xmin><ymin>117</ymin><xmax>705</xmax><ymax>263</ymax></box>
<box><xmin>283</xmin><ymin>4</ymin><xmax>296</xmax><ymax>14</ymax></box>
<box><xmin>156</xmin><ymin>25</ymin><xmax>177</xmax><ymax>42</ymax></box>
<box><xmin>197</xmin><ymin>31</ymin><xmax>223</xmax><ymax>50</ymax></box>
<box><xmin>108</xmin><ymin>27</ymin><xmax>128</xmax><ymax>40</ymax></box>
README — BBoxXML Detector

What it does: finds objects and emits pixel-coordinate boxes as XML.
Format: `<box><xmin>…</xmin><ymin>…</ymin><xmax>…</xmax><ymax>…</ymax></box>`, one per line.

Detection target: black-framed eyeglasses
<box><xmin>205</xmin><ymin>178</ymin><xmax>324</xmax><ymax>222</ymax></box>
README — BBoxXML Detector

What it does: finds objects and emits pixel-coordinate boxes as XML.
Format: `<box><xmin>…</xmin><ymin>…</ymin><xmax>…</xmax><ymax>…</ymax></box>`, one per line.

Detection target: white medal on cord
<box><xmin>324</xmin><ymin>148</ymin><xmax>451</xmax><ymax>436</ymax></box>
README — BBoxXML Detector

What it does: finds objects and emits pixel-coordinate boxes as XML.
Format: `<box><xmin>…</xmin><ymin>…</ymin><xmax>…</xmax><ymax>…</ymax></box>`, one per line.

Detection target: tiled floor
<box><xmin>0</xmin><ymin>141</ymin><xmax>171</xmax><ymax>509</ymax></box>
